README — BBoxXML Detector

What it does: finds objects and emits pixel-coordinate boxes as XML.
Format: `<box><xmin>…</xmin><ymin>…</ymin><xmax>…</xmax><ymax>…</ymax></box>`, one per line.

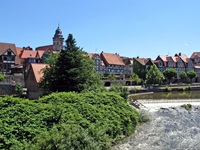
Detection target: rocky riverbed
<box><xmin>113</xmin><ymin>103</ymin><xmax>200</xmax><ymax>150</ymax></box>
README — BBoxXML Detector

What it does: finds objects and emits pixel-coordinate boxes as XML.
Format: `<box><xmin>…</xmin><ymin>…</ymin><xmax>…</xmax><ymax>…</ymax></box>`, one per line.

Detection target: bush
<box><xmin>0</xmin><ymin>92</ymin><xmax>139</xmax><ymax>149</ymax></box>
<box><xmin>0</xmin><ymin>73</ymin><xmax>4</xmax><ymax>81</ymax></box>
<box><xmin>109</xmin><ymin>84</ymin><xmax>129</xmax><ymax>100</ymax></box>
<box><xmin>181</xmin><ymin>104</ymin><xmax>192</xmax><ymax>111</ymax></box>
<box><xmin>15</xmin><ymin>83</ymin><xmax>23</xmax><ymax>95</ymax></box>
<box><xmin>138</xmin><ymin>110</ymin><xmax>151</xmax><ymax>123</ymax></box>
<box><xmin>165</xmin><ymin>86</ymin><xmax>172</xmax><ymax>92</ymax></box>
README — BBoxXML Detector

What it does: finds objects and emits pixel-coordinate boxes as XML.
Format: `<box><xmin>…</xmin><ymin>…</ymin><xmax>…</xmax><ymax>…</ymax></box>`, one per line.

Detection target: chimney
<box><xmin>179</xmin><ymin>52</ymin><xmax>181</xmax><ymax>56</ymax></box>
<box><xmin>137</xmin><ymin>56</ymin><xmax>139</xmax><ymax>59</ymax></box>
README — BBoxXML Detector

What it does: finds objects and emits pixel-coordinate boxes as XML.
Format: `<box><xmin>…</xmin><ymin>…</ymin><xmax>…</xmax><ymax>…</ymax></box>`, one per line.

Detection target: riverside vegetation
<box><xmin>0</xmin><ymin>34</ymin><xmax>140</xmax><ymax>149</ymax></box>
<box><xmin>0</xmin><ymin>92</ymin><xmax>139</xmax><ymax>149</ymax></box>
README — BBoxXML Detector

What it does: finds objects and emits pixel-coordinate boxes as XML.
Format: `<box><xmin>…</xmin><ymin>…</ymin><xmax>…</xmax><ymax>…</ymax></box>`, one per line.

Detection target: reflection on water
<box><xmin>130</xmin><ymin>91</ymin><xmax>200</xmax><ymax>100</ymax></box>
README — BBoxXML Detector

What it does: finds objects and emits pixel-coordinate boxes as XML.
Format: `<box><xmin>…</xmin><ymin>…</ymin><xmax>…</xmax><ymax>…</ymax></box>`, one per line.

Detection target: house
<box><xmin>133</xmin><ymin>57</ymin><xmax>153</xmax><ymax>79</ymax></box>
<box><xmin>155</xmin><ymin>53</ymin><xmax>194</xmax><ymax>76</ymax></box>
<box><xmin>0</xmin><ymin>42</ymin><xmax>21</xmax><ymax>74</ymax></box>
<box><xmin>121</xmin><ymin>57</ymin><xmax>133</xmax><ymax>78</ymax></box>
<box><xmin>88</xmin><ymin>53</ymin><xmax>105</xmax><ymax>74</ymax></box>
<box><xmin>190</xmin><ymin>52</ymin><xmax>200</xmax><ymax>78</ymax></box>
<box><xmin>25</xmin><ymin>63</ymin><xmax>48</xmax><ymax>99</ymax></box>
<box><xmin>175</xmin><ymin>53</ymin><xmax>194</xmax><ymax>72</ymax></box>
<box><xmin>100</xmin><ymin>52</ymin><xmax>125</xmax><ymax>76</ymax></box>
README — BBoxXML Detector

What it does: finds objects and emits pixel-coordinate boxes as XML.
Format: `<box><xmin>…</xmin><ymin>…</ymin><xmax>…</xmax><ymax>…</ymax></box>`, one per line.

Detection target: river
<box><xmin>113</xmin><ymin>91</ymin><xmax>200</xmax><ymax>150</ymax></box>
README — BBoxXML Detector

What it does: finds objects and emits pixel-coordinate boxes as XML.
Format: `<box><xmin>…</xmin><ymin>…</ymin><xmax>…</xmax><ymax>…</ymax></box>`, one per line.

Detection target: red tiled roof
<box><xmin>36</xmin><ymin>50</ymin><xmax>45</xmax><ymax>58</ymax></box>
<box><xmin>158</xmin><ymin>55</ymin><xmax>168</xmax><ymax>62</ymax></box>
<box><xmin>31</xmin><ymin>63</ymin><xmax>48</xmax><ymax>83</ymax></box>
<box><xmin>36</xmin><ymin>45</ymin><xmax>53</xmax><ymax>52</ymax></box>
<box><xmin>16</xmin><ymin>47</ymin><xmax>23</xmax><ymax>64</ymax></box>
<box><xmin>21</xmin><ymin>50</ymin><xmax>37</xmax><ymax>59</ymax></box>
<box><xmin>190</xmin><ymin>52</ymin><xmax>200</xmax><ymax>59</ymax></box>
<box><xmin>177</xmin><ymin>53</ymin><xmax>188</xmax><ymax>62</ymax></box>
<box><xmin>100</xmin><ymin>52</ymin><xmax>125</xmax><ymax>66</ymax></box>
<box><xmin>134</xmin><ymin>58</ymin><xmax>151</xmax><ymax>65</ymax></box>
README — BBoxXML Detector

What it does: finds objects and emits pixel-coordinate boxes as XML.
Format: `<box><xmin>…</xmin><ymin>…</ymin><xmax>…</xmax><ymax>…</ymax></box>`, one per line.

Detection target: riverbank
<box><xmin>113</xmin><ymin>102</ymin><xmax>200</xmax><ymax>150</ymax></box>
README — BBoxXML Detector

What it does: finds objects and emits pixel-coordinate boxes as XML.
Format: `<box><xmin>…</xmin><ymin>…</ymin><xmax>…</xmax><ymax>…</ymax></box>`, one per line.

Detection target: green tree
<box><xmin>40</xmin><ymin>34</ymin><xmax>103</xmax><ymax>93</ymax></box>
<box><xmin>0</xmin><ymin>73</ymin><xmax>4</xmax><ymax>82</ymax></box>
<box><xmin>187</xmin><ymin>70</ymin><xmax>197</xmax><ymax>83</ymax></box>
<box><xmin>146</xmin><ymin>64</ymin><xmax>165</xmax><ymax>85</ymax></box>
<box><xmin>107</xmin><ymin>73</ymin><xmax>116</xmax><ymax>84</ymax></box>
<box><xmin>44</xmin><ymin>52</ymin><xmax>60</xmax><ymax>65</ymax></box>
<box><xmin>130</xmin><ymin>72</ymin><xmax>141</xmax><ymax>85</ymax></box>
<box><xmin>179</xmin><ymin>71</ymin><xmax>187</xmax><ymax>82</ymax></box>
<box><xmin>163</xmin><ymin>68</ymin><xmax>177</xmax><ymax>84</ymax></box>
<box><xmin>15</xmin><ymin>83</ymin><xmax>23</xmax><ymax>95</ymax></box>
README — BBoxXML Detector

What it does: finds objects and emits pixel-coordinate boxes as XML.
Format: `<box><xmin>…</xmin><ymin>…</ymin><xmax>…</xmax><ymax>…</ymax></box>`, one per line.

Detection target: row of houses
<box><xmin>2</xmin><ymin>26</ymin><xmax>200</xmax><ymax>79</ymax></box>
<box><xmin>1</xmin><ymin>26</ymin><xmax>200</xmax><ymax>99</ymax></box>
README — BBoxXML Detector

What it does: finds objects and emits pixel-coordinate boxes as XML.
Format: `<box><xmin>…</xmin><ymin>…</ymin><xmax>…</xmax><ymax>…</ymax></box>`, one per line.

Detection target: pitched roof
<box><xmin>134</xmin><ymin>58</ymin><xmax>151</xmax><ymax>65</ymax></box>
<box><xmin>36</xmin><ymin>45</ymin><xmax>53</xmax><ymax>52</ymax></box>
<box><xmin>16</xmin><ymin>47</ymin><xmax>23</xmax><ymax>64</ymax></box>
<box><xmin>0</xmin><ymin>42</ymin><xmax>20</xmax><ymax>64</ymax></box>
<box><xmin>36</xmin><ymin>50</ymin><xmax>45</xmax><ymax>59</ymax></box>
<box><xmin>190</xmin><ymin>52</ymin><xmax>200</xmax><ymax>59</ymax></box>
<box><xmin>175</xmin><ymin>53</ymin><xmax>188</xmax><ymax>62</ymax></box>
<box><xmin>21</xmin><ymin>50</ymin><xmax>37</xmax><ymax>59</ymax></box>
<box><xmin>100</xmin><ymin>52</ymin><xmax>125</xmax><ymax>66</ymax></box>
<box><xmin>31</xmin><ymin>63</ymin><xmax>48</xmax><ymax>83</ymax></box>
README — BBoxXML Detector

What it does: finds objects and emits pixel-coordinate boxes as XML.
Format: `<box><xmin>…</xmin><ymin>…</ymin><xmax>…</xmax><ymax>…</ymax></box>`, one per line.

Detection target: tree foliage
<box><xmin>187</xmin><ymin>70</ymin><xmax>197</xmax><ymax>82</ymax></box>
<box><xmin>15</xmin><ymin>83</ymin><xmax>23</xmax><ymax>95</ymax></box>
<box><xmin>0</xmin><ymin>92</ymin><xmax>139</xmax><ymax>149</ymax></box>
<box><xmin>109</xmin><ymin>84</ymin><xmax>129</xmax><ymax>100</ymax></box>
<box><xmin>130</xmin><ymin>72</ymin><xmax>141</xmax><ymax>85</ymax></box>
<box><xmin>163</xmin><ymin>68</ymin><xmax>177</xmax><ymax>83</ymax></box>
<box><xmin>0</xmin><ymin>73</ymin><xmax>4</xmax><ymax>82</ymax></box>
<box><xmin>40</xmin><ymin>34</ymin><xmax>103</xmax><ymax>93</ymax></box>
<box><xmin>146</xmin><ymin>64</ymin><xmax>165</xmax><ymax>85</ymax></box>
<box><xmin>179</xmin><ymin>72</ymin><xmax>187</xmax><ymax>81</ymax></box>
<box><xmin>107</xmin><ymin>73</ymin><xmax>116</xmax><ymax>82</ymax></box>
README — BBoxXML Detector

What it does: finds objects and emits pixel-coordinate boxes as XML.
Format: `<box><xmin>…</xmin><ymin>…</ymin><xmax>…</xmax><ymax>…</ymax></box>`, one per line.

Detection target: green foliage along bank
<box><xmin>0</xmin><ymin>92</ymin><xmax>138</xmax><ymax>149</ymax></box>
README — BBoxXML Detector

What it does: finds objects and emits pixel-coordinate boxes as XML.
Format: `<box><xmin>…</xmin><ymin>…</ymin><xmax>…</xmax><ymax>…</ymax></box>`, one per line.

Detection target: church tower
<box><xmin>53</xmin><ymin>26</ymin><xmax>64</xmax><ymax>51</ymax></box>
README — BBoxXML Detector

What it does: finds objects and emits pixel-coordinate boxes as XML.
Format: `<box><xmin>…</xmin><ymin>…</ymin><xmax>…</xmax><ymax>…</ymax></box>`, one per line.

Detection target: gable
<box><xmin>2</xmin><ymin>49</ymin><xmax>16</xmax><ymax>56</ymax></box>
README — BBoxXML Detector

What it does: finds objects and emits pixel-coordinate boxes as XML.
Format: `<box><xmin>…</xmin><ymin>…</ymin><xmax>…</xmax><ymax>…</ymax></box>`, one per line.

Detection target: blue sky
<box><xmin>1</xmin><ymin>0</ymin><xmax>200</xmax><ymax>59</ymax></box>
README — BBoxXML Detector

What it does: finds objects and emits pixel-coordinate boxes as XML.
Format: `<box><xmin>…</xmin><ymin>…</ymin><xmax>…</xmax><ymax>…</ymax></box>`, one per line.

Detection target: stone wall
<box><xmin>0</xmin><ymin>83</ymin><xmax>15</xmax><ymax>95</ymax></box>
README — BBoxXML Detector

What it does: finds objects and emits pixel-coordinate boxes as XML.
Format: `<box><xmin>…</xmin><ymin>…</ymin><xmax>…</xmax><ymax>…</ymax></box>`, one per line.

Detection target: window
<box><xmin>8</xmin><ymin>51</ymin><xmax>11</xmax><ymax>56</ymax></box>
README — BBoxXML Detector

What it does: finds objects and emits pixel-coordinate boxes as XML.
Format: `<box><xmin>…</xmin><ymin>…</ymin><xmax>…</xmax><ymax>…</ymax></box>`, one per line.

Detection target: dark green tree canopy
<box><xmin>179</xmin><ymin>72</ymin><xmax>187</xmax><ymax>80</ymax></box>
<box><xmin>187</xmin><ymin>70</ymin><xmax>197</xmax><ymax>81</ymax></box>
<box><xmin>163</xmin><ymin>68</ymin><xmax>177</xmax><ymax>81</ymax></box>
<box><xmin>40</xmin><ymin>34</ymin><xmax>103</xmax><ymax>93</ymax></box>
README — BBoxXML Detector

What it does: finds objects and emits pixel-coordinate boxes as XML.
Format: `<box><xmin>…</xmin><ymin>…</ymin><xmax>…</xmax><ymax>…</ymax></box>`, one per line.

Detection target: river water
<box><xmin>113</xmin><ymin>92</ymin><xmax>200</xmax><ymax>150</ymax></box>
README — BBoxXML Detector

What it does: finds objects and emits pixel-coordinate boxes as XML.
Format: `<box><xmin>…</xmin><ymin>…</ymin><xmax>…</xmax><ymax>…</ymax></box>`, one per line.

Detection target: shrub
<box><xmin>138</xmin><ymin>110</ymin><xmax>151</xmax><ymax>123</ymax></box>
<box><xmin>15</xmin><ymin>83</ymin><xmax>23</xmax><ymax>95</ymax></box>
<box><xmin>109</xmin><ymin>84</ymin><xmax>129</xmax><ymax>100</ymax></box>
<box><xmin>0</xmin><ymin>73</ymin><xmax>4</xmax><ymax>81</ymax></box>
<box><xmin>0</xmin><ymin>92</ymin><xmax>139</xmax><ymax>149</ymax></box>
<box><xmin>181</xmin><ymin>104</ymin><xmax>192</xmax><ymax>111</ymax></box>
<box><xmin>165</xmin><ymin>86</ymin><xmax>172</xmax><ymax>92</ymax></box>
